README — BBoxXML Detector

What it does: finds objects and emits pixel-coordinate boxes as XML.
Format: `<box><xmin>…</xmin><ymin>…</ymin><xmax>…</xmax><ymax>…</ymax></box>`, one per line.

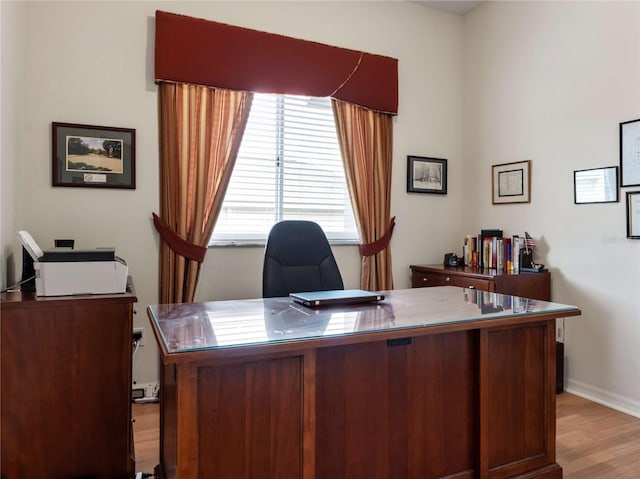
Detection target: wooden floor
<box><xmin>132</xmin><ymin>401</ymin><xmax>159</xmax><ymax>474</ymax></box>
<box><xmin>556</xmin><ymin>393</ymin><xmax>640</xmax><ymax>478</ymax></box>
<box><xmin>132</xmin><ymin>393</ymin><xmax>640</xmax><ymax>477</ymax></box>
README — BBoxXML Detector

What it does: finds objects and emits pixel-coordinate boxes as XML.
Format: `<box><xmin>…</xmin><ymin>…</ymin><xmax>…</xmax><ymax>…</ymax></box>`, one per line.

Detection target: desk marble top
<box><xmin>148</xmin><ymin>286</ymin><xmax>580</xmax><ymax>355</ymax></box>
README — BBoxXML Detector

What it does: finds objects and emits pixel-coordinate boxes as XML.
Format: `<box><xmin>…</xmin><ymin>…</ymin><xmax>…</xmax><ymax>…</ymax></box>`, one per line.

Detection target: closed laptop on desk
<box><xmin>290</xmin><ymin>289</ymin><xmax>384</xmax><ymax>307</ymax></box>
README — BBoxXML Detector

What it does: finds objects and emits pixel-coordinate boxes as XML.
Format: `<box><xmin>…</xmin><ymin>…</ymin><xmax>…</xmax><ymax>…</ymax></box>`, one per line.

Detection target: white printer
<box><xmin>18</xmin><ymin>231</ymin><xmax>128</xmax><ymax>296</ymax></box>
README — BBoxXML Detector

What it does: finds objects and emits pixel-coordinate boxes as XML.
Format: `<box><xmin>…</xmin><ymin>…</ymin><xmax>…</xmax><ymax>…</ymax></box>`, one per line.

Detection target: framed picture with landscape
<box><xmin>407</xmin><ymin>156</ymin><xmax>447</xmax><ymax>194</ymax></box>
<box><xmin>52</xmin><ymin>122</ymin><xmax>136</xmax><ymax>189</ymax></box>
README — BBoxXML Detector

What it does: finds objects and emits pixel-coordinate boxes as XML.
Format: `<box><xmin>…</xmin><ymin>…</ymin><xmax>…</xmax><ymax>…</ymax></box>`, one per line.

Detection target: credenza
<box><xmin>1</xmin><ymin>281</ymin><xmax>137</xmax><ymax>479</ymax></box>
<box><xmin>410</xmin><ymin>264</ymin><xmax>551</xmax><ymax>300</ymax></box>
<box><xmin>148</xmin><ymin>286</ymin><xmax>580</xmax><ymax>479</ymax></box>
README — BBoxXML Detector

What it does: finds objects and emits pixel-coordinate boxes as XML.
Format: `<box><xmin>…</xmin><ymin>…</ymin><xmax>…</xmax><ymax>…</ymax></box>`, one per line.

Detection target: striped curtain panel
<box><xmin>332</xmin><ymin>99</ymin><xmax>395</xmax><ymax>291</ymax></box>
<box><xmin>156</xmin><ymin>82</ymin><xmax>253</xmax><ymax>303</ymax></box>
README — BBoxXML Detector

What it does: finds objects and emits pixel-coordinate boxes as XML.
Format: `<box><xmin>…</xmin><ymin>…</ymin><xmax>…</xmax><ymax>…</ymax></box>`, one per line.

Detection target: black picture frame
<box><xmin>620</xmin><ymin>118</ymin><xmax>640</xmax><ymax>187</ymax></box>
<box><xmin>407</xmin><ymin>156</ymin><xmax>447</xmax><ymax>194</ymax></box>
<box><xmin>573</xmin><ymin>166</ymin><xmax>619</xmax><ymax>204</ymax></box>
<box><xmin>52</xmin><ymin>122</ymin><xmax>136</xmax><ymax>189</ymax></box>
<box><xmin>627</xmin><ymin>191</ymin><xmax>640</xmax><ymax>239</ymax></box>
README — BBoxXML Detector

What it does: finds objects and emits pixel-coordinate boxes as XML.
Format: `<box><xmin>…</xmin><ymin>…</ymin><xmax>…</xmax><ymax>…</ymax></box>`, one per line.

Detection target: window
<box><xmin>210</xmin><ymin>93</ymin><xmax>359</xmax><ymax>245</ymax></box>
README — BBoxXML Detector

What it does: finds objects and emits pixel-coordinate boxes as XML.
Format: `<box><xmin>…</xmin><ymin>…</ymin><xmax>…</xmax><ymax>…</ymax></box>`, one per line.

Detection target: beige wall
<box><xmin>0</xmin><ymin>1</ymin><xmax>26</xmax><ymax>290</ymax></box>
<box><xmin>8</xmin><ymin>1</ymin><xmax>464</xmax><ymax>390</ymax></box>
<box><xmin>463</xmin><ymin>1</ymin><xmax>640</xmax><ymax>415</ymax></box>
<box><xmin>2</xmin><ymin>1</ymin><xmax>638</xmax><ymax>416</ymax></box>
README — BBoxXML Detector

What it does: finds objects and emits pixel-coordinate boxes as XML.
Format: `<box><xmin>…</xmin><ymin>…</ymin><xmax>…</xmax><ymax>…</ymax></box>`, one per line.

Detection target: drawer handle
<box><xmin>422</xmin><ymin>277</ymin><xmax>428</xmax><ymax>283</ymax></box>
<box><xmin>445</xmin><ymin>276</ymin><xmax>451</xmax><ymax>282</ymax></box>
<box><xmin>468</xmin><ymin>285</ymin><xmax>476</xmax><ymax>289</ymax></box>
<box><xmin>388</xmin><ymin>337</ymin><xmax>412</xmax><ymax>347</ymax></box>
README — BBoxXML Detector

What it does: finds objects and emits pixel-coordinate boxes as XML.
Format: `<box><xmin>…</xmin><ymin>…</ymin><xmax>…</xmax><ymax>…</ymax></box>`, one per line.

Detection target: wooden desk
<box><xmin>1</xmin><ymin>283</ymin><xmax>137</xmax><ymax>479</ymax></box>
<box><xmin>148</xmin><ymin>287</ymin><xmax>580</xmax><ymax>479</ymax></box>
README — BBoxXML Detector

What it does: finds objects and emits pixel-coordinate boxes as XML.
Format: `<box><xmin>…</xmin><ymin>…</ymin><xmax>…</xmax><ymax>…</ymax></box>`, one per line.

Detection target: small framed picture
<box><xmin>573</xmin><ymin>166</ymin><xmax>619</xmax><ymax>204</ymax></box>
<box><xmin>626</xmin><ymin>191</ymin><xmax>640</xmax><ymax>239</ymax></box>
<box><xmin>52</xmin><ymin>122</ymin><xmax>136</xmax><ymax>189</ymax></box>
<box><xmin>620</xmin><ymin>119</ymin><xmax>640</xmax><ymax>187</ymax></box>
<box><xmin>492</xmin><ymin>160</ymin><xmax>531</xmax><ymax>204</ymax></box>
<box><xmin>407</xmin><ymin>156</ymin><xmax>447</xmax><ymax>194</ymax></box>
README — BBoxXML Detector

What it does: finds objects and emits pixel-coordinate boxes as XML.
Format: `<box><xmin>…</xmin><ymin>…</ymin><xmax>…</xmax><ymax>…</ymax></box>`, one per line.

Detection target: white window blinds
<box><xmin>210</xmin><ymin>94</ymin><xmax>359</xmax><ymax>245</ymax></box>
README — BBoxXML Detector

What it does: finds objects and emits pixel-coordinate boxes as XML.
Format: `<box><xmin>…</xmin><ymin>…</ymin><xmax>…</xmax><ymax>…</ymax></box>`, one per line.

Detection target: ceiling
<box><xmin>415</xmin><ymin>1</ymin><xmax>486</xmax><ymax>16</ymax></box>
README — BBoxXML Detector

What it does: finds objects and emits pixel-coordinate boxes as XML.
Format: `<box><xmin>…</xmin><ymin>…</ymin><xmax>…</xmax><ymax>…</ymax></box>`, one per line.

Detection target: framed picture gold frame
<box><xmin>492</xmin><ymin>160</ymin><xmax>531</xmax><ymax>204</ymax></box>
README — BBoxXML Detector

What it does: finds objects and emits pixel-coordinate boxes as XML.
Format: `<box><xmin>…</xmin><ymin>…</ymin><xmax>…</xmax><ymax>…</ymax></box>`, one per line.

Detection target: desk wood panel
<box><xmin>316</xmin><ymin>332</ymin><xmax>475</xmax><ymax>479</ymax></box>
<box><xmin>197</xmin><ymin>357</ymin><xmax>303</xmax><ymax>478</ymax></box>
<box><xmin>485</xmin><ymin>323</ymin><xmax>555</xmax><ymax>478</ymax></box>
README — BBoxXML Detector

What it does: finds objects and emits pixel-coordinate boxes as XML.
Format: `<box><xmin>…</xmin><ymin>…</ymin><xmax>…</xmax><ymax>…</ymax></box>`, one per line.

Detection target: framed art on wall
<box><xmin>627</xmin><ymin>191</ymin><xmax>640</xmax><ymax>239</ymax></box>
<box><xmin>492</xmin><ymin>160</ymin><xmax>531</xmax><ymax>204</ymax></box>
<box><xmin>573</xmin><ymin>166</ymin><xmax>619</xmax><ymax>204</ymax></box>
<box><xmin>52</xmin><ymin>122</ymin><xmax>136</xmax><ymax>189</ymax></box>
<box><xmin>407</xmin><ymin>156</ymin><xmax>447</xmax><ymax>194</ymax></box>
<box><xmin>620</xmin><ymin>118</ymin><xmax>640</xmax><ymax>187</ymax></box>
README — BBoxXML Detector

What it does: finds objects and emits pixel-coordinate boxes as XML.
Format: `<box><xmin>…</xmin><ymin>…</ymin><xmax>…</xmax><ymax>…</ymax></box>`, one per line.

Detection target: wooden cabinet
<box><xmin>410</xmin><ymin>264</ymin><xmax>551</xmax><ymax>301</ymax></box>
<box><xmin>1</xmin><ymin>282</ymin><xmax>137</xmax><ymax>479</ymax></box>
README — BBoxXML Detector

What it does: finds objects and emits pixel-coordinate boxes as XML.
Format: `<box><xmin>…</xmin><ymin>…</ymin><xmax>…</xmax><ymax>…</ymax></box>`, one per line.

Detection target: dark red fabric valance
<box><xmin>155</xmin><ymin>11</ymin><xmax>398</xmax><ymax>114</ymax></box>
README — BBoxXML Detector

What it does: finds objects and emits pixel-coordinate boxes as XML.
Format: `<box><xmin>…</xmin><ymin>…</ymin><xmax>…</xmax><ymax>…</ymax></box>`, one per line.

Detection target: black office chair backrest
<box><xmin>262</xmin><ymin>220</ymin><xmax>344</xmax><ymax>298</ymax></box>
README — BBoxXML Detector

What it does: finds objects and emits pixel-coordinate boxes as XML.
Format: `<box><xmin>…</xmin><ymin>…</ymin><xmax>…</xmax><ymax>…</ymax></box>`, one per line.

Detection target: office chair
<box><xmin>262</xmin><ymin>220</ymin><xmax>344</xmax><ymax>298</ymax></box>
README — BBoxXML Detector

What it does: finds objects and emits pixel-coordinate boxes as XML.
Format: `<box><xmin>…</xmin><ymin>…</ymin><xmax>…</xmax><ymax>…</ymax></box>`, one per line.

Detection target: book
<box><xmin>480</xmin><ymin>229</ymin><xmax>502</xmax><ymax>270</ymax></box>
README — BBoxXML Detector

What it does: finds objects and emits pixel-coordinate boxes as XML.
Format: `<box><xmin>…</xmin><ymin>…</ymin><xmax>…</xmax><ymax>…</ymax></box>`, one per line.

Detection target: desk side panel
<box><xmin>484</xmin><ymin>322</ymin><xmax>557</xmax><ymax>478</ymax></box>
<box><xmin>1</xmin><ymin>297</ymin><xmax>134</xmax><ymax>479</ymax></box>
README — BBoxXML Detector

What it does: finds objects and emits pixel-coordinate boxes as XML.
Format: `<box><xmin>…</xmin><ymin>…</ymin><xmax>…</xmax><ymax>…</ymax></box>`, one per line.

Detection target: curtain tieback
<box><xmin>359</xmin><ymin>217</ymin><xmax>396</xmax><ymax>257</ymax></box>
<box><xmin>152</xmin><ymin>213</ymin><xmax>207</xmax><ymax>263</ymax></box>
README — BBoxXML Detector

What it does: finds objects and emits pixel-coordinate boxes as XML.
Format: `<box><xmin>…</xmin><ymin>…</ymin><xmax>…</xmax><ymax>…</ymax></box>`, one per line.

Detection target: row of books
<box><xmin>464</xmin><ymin>288</ymin><xmax>537</xmax><ymax>314</ymax></box>
<box><xmin>462</xmin><ymin>229</ymin><xmax>535</xmax><ymax>273</ymax></box>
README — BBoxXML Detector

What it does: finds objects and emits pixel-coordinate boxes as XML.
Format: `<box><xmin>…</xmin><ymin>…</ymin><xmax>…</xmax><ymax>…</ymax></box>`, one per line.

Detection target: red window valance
<box><xmin>155</xmin><ymin>11</ymin><xmax>398</xmax><ymax>114</ymax></box>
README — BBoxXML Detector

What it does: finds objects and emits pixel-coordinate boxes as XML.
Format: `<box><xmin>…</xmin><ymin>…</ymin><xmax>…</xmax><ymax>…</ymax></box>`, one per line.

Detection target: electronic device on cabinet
<box><xmin>18</xmin><ymin>231</ymin><xmax>128</xmax><ymax>296</ymax></box>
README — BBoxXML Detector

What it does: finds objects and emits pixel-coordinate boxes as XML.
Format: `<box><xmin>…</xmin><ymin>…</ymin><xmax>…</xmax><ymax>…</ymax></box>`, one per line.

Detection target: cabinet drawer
<box><xmin>448</xmin><ymin>275</ymin><xmax>492</xmax><ymax>291</ymax></box>
<box><xmin>412</xmin><ymin>271</ymin><xmax>492</xmax><ymax>291</ymax></box>
<box><xmin>412</xmin><ymin>271</ymin><xmax>448</xmax><ymax>288</ymax></box>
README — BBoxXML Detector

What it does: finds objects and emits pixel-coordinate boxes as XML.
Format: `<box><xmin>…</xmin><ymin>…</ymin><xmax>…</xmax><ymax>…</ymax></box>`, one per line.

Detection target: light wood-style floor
<box><xmin>132</xmin><ymin>393</ymin><xmax>640</xmax><ymax>477</ymax></box>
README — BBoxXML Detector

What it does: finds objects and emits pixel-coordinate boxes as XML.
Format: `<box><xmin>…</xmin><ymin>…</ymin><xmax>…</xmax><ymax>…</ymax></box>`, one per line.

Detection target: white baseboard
<box><xmin>565</xmin><ymin>378</ymin><xmax>640</xmax><ymax>418</ymax></box>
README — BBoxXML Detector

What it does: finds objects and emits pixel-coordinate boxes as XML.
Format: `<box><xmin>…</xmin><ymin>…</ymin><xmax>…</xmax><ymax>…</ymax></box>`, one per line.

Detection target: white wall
<box><xmin>12</xmin><ymin>1</ymin><xmax>464</xmax><ymax>387</ymax></box>
<box><xmin>0</xmin><ymin>1</ymin><xmax>26</xmax><ymax>289</ymax></box>
<box><xmin>463</xmin><ymin>1</ymin><xmax>640</xmax><ymax>415</ymax></box>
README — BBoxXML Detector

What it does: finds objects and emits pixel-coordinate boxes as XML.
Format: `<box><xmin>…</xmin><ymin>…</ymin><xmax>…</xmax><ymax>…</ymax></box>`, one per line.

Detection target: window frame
<box><xmin>209</xmin><ymin>93</ymin><xmax>359</xmax><ymax>247</ymax></box>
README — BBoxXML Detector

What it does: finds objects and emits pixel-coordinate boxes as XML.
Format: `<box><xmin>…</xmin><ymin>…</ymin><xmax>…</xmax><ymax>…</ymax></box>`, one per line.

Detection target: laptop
<box><xmin>289</xmin><ymin>289</ymin><xmax>385</xmax><ymax>308</ymax></box>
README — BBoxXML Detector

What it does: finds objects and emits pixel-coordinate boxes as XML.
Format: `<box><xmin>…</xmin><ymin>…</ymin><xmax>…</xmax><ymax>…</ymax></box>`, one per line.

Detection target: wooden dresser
<box><xmin>1</xmin><ymin>281</ymin><xmax>137</xmax><ymax>479</ymax></box>
<box><xmin>410</xmin><ymin>264</ymin><xmax>551</xmax><ymax>301</ymax></box>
